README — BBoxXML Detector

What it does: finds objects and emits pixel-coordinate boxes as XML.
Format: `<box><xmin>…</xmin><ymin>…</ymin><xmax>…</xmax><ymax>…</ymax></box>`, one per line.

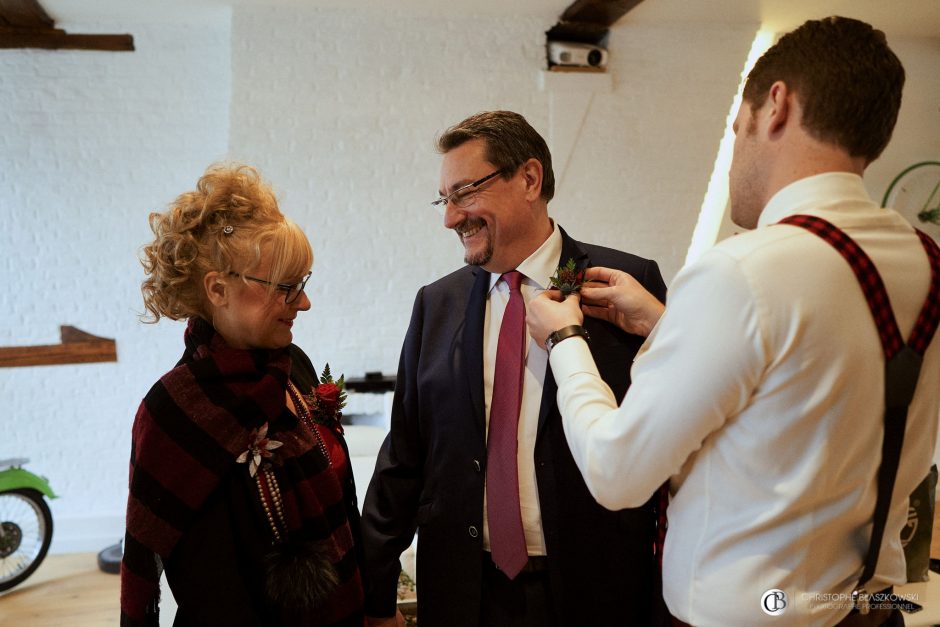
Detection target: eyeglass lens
<box><xmin>284</xmin><ymin>274</ymin><xmax>311</xmax><ymax>304</ymax></box>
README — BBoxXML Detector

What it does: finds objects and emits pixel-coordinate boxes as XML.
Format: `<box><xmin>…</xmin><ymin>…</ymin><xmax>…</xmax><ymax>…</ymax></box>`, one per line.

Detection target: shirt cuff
<box><xmin>547</xmin><ymin>335</ymin><xmax>598</xmax><ymax>383</ymax></box>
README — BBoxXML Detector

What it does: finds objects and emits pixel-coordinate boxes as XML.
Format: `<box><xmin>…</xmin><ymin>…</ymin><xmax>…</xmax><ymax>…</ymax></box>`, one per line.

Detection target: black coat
<box><xmin>362</xmin><ymin>228</ymin><xmax>668</xmax><ymax>626</ymax></box>
<box><xmin>165</xmin><ymin>346</ymin><xmax>365</xmax><ymax>627</ymax></box>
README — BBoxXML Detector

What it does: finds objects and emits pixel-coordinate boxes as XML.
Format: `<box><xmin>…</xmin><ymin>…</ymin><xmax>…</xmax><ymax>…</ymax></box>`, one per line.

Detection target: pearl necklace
<box><xmin>256</xmin><ymin>463</ymin><xmax>287</xmax><ymax>542</ymax></box>
<box><xmin>254</xmin><ymin>381</ymin><xmax>335</xmax><ymax>543</ymax></box>
<box><xmin>287</xmin><ymin>381</ymin><xmax>332</xmax><ymax>469</ymax></box>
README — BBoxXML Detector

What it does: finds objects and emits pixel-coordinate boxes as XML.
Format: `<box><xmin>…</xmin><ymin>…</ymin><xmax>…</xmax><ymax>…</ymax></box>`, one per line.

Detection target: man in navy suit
<box><xmin>362</xmin><ymin>110</ymin><xmax>667</xmax><ymax>627</ymax></box>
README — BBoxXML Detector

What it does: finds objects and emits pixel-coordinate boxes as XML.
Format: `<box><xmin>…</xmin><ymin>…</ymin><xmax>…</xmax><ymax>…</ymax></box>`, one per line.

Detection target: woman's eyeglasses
<box><xmin>230</xmin><ymin>271</ymin><xmax>312</xmax><ymax>304</ymax></box>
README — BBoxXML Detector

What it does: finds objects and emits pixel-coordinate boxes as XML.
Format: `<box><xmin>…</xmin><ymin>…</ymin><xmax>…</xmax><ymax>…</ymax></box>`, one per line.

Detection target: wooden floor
<box><xmin>3</xmin><ymin>511</ymin><xmax>940</xmax><ymax>627</ymax></box>
<box><xmin>0</xmin><ymin>553</ymin><xmax>119</xmax><ymax>626</ymax></box>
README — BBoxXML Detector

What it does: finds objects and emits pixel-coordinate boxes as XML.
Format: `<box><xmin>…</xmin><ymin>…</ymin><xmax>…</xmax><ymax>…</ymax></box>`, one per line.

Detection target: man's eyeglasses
<box><xmin>431</xmin><ymin>169</ymin><xmax>504</xmax><ymax>213</ymax></box>
<box><xmin>230</xmin><ymin>271</ymin><xmax>312</xmax><ymax>304</ymax></box>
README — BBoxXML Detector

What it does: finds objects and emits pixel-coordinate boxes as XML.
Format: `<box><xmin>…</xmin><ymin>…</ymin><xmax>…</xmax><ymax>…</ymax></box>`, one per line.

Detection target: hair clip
<box><xmin>222</xmin><ymin>225</ymin><xmax>234</xmax><ymax>235</ymax></box>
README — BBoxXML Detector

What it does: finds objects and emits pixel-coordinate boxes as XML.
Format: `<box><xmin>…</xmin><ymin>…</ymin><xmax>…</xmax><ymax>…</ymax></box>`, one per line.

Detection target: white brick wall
<box><xmin>0</xmin><ymin>14</ymin><xmax>232</xmax><ymax>552</ymax></box>
<box><xmin>1</xmin><ymin>6</ymin><xmax>937</xmax><ymax>554</ymax></box>
<box><xmin>228</xmin><ymin>7</ymin><xmax>756</xmax><ymax>386</ymax></box>
<box><xmin>865</xmin><ymin>37</ymin><xmax>940</xmax><ymax>204</ymax></box>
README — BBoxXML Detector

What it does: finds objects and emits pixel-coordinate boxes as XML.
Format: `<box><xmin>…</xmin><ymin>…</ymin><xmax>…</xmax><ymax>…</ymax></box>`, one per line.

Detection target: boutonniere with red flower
<box><xmin>302</xmin><ymin>364</ymin><xmax>347</xmax><ymax>433</ymax></box>
<box><xmin>236</xmin><ymin>422</ymin><xmax>283</xmax><ymax>477</ymax></box>
<box><xmin>550</xmin><ymin>258</ymin><xmax>586</xmax><ymax>297</ymax></box>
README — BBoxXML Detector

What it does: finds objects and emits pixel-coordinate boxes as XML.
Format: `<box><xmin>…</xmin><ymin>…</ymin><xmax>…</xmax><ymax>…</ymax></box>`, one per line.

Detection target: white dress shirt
<box><xmin>482</xmin><ymin>221</ymin><xmax>562</xmax><ymax>557</ymax></box>
<box><xmin>550</xmin><ymin>173</ymin><xmax>940</xmax><ymax>625</ymax></box>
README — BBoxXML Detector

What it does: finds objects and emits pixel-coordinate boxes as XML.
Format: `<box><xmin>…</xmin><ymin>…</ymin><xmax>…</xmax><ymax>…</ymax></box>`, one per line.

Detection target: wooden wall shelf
<box><xmin>0</xmin><ymin>326</ymin><xmax>117</xmax><ymax>367</ymax></box>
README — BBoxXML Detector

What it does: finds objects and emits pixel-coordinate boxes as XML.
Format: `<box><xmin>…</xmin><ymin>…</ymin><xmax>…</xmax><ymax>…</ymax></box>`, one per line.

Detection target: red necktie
<box><xmin>486</xmin><ymin>270</ymin><xmax>529</xmax><ymax>579</ymax></box>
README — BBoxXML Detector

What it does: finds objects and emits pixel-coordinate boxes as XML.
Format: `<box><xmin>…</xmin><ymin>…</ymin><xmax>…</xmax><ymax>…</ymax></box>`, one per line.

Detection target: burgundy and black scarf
<box><xmin>120</xmin><ymin>318</ymin><xmax>363</xmax><ymax>625</ymax></box>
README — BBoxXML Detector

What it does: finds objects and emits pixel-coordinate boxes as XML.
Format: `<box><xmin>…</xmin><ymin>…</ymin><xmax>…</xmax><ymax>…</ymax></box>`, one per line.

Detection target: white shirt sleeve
<box><xmin>550</xmin><ymin>249</ymin><xmax>769</xmax><ymax>509</ymax></box>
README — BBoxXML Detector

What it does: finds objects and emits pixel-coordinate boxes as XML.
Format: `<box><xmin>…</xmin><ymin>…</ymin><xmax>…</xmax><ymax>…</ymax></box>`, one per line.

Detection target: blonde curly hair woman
<box><xmin>122</xmin><ymin>164</ymin><xmax>365</xmax><ymax>626</ymax></box>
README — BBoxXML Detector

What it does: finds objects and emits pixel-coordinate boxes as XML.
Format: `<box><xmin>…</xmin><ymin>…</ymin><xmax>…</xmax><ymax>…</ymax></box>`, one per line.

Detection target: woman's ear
<box><xmin>203</xmin><ymin>271</ymin><xmax>229</xmax><ymax>307</ymax></box>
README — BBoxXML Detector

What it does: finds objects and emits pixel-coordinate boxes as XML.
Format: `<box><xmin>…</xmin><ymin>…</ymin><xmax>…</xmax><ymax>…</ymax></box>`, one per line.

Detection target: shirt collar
<box><xmin>488</xmin><ymin>220</ymin><xmax>562</xmax><ymax>293</ymax></box>
<box><xmin>757</xmin><ymin>172</ymin><xmax>873</xmax><ymax>227</ymax></box>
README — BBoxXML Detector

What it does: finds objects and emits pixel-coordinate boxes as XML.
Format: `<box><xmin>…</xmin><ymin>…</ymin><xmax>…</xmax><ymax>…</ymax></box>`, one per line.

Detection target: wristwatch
<box><xmin>546</xmin><ymin>325</ymin><xmax>590</xmax><ymax>354</ymax></box>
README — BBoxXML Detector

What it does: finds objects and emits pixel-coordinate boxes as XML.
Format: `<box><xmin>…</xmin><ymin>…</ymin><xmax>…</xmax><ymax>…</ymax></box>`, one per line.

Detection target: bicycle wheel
<box><xmin>0</xmin><ymin>488</ymin><xmax>54</xmax><ymax>592</ymax></box>
<box><xmin>883</xmin><ymin>161</ymin><xmax>940</xmax><ymax>242</ymax></box>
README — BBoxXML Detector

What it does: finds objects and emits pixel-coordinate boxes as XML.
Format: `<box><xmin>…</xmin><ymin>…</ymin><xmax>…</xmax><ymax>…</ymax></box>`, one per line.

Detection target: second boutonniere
<box><xmin>236</xmin><ymin>422</ymin><xmax>283</xmax><ymax>477</ymax></box>
<box><xmin>550</xmin><ymin>258</ymin><xmax>586</xmax><ymax>297</ymax></box>
<box><xmin>303</xmin><ymin>364</ymin><xmax>348</xmax><ymax>433</ymax></box>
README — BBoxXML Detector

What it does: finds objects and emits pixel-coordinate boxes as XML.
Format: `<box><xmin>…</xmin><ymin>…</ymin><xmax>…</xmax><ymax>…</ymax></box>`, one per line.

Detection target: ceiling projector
<box><xmin>547</xmin><ymin>41</ymin><xmax>608</xmax><ymax>69</ymax></box>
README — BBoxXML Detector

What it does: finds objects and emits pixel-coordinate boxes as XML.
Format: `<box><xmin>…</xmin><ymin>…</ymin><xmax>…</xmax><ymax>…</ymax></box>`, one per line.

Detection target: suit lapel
<box><xmin>537</xmin><ymin>228</ymin><xmax>589</xmax><ymax>439</ymax></box>
<box><xmin>464</xmin><ymin>266</ymin><xmax>491</xmax><ymax>438</ymax></box>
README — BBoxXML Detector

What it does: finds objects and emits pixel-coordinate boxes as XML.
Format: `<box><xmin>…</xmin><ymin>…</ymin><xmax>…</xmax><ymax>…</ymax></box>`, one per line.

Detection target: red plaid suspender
<box><xmin>909</xmin><ymin>229</ymin><xmax>940</xmax><ymax>354</ymax></box>
<box><xmin>778</xmin><ymin>214</ymin><xmax>940</xmax><ymax>600</ymax></box>
<box><xmin>655</xmin><ymin>482</ymin><xmax>668</xmax><ymax>568</ymax></box>
<box><xmin>779</xmin><ymin>215</ymin><xmax>940</xmax><ymax>358</ymax></box>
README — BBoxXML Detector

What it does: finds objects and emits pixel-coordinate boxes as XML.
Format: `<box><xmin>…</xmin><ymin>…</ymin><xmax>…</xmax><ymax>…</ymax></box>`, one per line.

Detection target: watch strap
<box><xmin>547</xmin><ymin>324</ymin><xmax>590</xmax><ymax>353</ymax></box>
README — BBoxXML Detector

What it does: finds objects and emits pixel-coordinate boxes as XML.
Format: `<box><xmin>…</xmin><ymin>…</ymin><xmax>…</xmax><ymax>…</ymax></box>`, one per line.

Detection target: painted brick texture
<box><xmin>2</xmin><ymin>6</ymin><xmax>936</xmax><ymax>554</ymax></box>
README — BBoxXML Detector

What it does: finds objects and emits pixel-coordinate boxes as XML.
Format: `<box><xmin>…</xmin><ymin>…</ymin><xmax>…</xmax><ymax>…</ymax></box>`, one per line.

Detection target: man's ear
<box><xmin>766</xmin><ymin>80</ymin><xmax>791</xmax><ymax>137</ymax></box>
<box><xmin>203</xmin><ymin>271</ymin><xmax>229</xmax><ymax>307</ymax></box>
<box><xmin>520</xmin><ymin>158</ymin><xmax>544</xmax><ymax>202</ymax></box>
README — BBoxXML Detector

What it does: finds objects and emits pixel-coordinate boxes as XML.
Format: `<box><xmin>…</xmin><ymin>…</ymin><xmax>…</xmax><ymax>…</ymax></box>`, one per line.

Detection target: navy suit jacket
<box><xmin>362</xmin><ymin>227</ymin><xmax>668</xmax><ymax>626</ymax></box>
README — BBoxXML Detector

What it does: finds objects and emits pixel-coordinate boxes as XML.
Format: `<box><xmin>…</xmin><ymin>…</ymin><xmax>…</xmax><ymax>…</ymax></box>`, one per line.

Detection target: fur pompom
<box><xmin>264</xmin><ymin>540</ymin><xmax>339</xmax><ymax>610</ymax></box>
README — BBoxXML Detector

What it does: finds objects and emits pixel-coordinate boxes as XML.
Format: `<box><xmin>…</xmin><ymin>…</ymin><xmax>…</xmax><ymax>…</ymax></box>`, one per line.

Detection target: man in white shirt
<box><xmin>527</xmin><ymin>16</ymin><xmax>940</xmax><ymax>627</ymax></box>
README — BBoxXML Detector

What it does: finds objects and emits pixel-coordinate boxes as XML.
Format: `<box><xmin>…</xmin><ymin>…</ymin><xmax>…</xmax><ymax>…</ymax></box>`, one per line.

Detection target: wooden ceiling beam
<box><xmin>560</xmin><ymin>0</ymin><xmax>646</xmax><ymax>27</ymax></box>
<box><xmin>0</xmin><ymin>0</ymin><xmax>133</xmax><ymax>51</ymax></box>
<box><xmin>0</xmin><ymin>0</ymin><xmax>53</xmax><ymax>29</ymax></box>
<box><xmin>547</xmin><ymin>0</ymin><xmax>645</xmax><ymax>45</ymax></box>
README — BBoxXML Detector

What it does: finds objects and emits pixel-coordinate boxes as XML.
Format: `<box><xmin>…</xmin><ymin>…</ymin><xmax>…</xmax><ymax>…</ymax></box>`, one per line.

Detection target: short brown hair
<box><xmin>437</xmin><ymin>110</ymin><xmax>555</xmax><ymax>202</ymax></box>
<box><xmin>743</xmin><ymin>16</ymin><xmax>904</xmax><ymax>164</ymax></box>
<box><xmin>140</xmin><ymin>164</ymin><xmax>313</xmax><ymax>322</ymax></box>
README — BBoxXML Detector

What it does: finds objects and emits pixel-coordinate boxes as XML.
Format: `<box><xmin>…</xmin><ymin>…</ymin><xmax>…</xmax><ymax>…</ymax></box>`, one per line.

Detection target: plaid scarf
<box><xmin>121</xmin><ymin>318</ymin><xmax>363</xmax><ymax>625</ymax></box>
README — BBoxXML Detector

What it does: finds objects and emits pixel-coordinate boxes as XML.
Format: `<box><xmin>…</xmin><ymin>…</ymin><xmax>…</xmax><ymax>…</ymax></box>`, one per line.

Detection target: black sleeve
<box><xmin>360</xmin><ymin>288</ymin><xmax>427</xmax><ymax>617</ymax></box>
<box><xmin>641</xmin><ymin>258</ymin><xmax>668</xmax><ymax>304</ymax></box>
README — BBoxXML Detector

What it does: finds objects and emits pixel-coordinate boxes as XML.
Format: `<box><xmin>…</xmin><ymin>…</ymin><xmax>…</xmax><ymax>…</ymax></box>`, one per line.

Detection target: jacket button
<box><xmin>473</xmin><ymin>459</ymin><xmax>482</xmax><ymax>472</ymax></box>
<box><xmin>468</xmin><ymin>525</ymin><xmax>479</xmax><ymax>538</ymax></box>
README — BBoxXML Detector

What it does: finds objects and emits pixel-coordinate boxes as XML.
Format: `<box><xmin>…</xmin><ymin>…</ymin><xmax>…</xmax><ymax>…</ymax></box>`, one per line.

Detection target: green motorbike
<box><xmin>0</xmin><ymin>458</ymin><xmax>56</xmax><ymax>592</ymax></box>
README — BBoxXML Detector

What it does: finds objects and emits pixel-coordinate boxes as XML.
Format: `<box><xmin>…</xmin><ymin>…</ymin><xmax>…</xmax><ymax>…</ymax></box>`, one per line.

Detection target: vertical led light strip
<box><xmin>684</xmin><ymin>29</ymin><xmax>776</xmax><ymax>266</ymax></box>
